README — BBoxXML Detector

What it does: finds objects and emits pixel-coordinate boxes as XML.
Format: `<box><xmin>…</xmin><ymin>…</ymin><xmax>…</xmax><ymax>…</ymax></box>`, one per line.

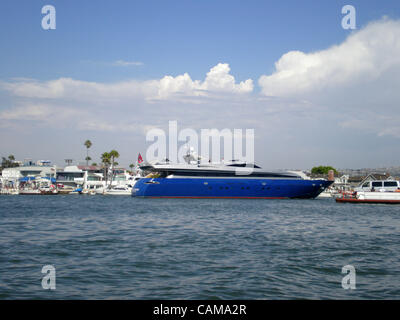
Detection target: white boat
<box><xmin>317</xmin><ymin>189</ymin><xmax>333</xmax><ymax>198</ymax></box>
<box><xmin>103</xmin><ymin>185</ymin><xmax>132</xmax><ymax>195</ymax></box>
<box><xmin>19</xmin><ymin>189</ymin><xmax>41</xmax><ymax>195</ymax></box>
<box><xmin>39</xmin><ymin>187</ymin><xmax>58</xmax><ymax>195</ymax></box>
<box><xmin>96</xmin><ymin>174</ymin><xmax>141</xmax><ymax>195</ymax></box>
<box><xmin>0</xmin><ymin>188</ymin><xmax>19</xmax><ymax>195</ymax></box>
<box><xmin>357</xmin><ymin>191</ymin><xmax>400</xmax><ymax>201</ymax></box>
<box><xmin>81</xmin><ymin>189</ymin><xmax>97</xmax><ymax>195</ymax></box>
<box><xmin>336</xmin><ymin>190</ymin><xmax>400</xmax><ymax>204</ymax></box>
<box><xmin>355</xmin><ymin>180</ymin><xmax>400</xmax><ymax>192</ymax></box>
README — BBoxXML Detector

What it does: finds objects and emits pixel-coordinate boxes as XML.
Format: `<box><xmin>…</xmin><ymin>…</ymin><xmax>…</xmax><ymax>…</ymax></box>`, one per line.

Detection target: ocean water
<box><xmin>0</xmin><ymin>195</ymin><xmax>399</xmax><ymax>300</ymax></box>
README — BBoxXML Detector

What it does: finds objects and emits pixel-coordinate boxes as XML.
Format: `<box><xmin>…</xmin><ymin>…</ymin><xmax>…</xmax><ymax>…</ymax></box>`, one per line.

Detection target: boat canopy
<box><xmin>19</xmin><ymin>176</ymin><xmax>36</xmax><ymax>182</ymax></box>
<box><xmin>19</xmin><ymin>176</ymin><xmax>56</xmax><ymax>183</ymax></box>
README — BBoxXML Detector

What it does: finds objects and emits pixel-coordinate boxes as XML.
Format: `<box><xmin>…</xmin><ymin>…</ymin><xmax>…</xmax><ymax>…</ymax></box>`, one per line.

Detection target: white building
<box><xmin>1</xmin><ymin>164</ymin><xmax>57</xmax><ymax>193</ymax></box>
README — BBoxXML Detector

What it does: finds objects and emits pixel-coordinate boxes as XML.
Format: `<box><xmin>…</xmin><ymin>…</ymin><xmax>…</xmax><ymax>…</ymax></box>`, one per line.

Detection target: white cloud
<box><xmin>0</xmin><ymin>104</ymin><xmax>87</xmax><ymax>127</ymax></box>
<box><xmin>157</xmin><ymin>73</ymin><xmax>201</xmax><ymax>99</ymax></box>
<box><xmin>257</xmin><ymin>18</ymin><xmax>400</xmax><ymax>141</ymax></box>
<box><xmin>147</xmin><ymin>63</ymin><xmax>253</xmax><ymax>99</ymax></box>
<box><xmin>1</xmin><ymin>78</ymin><xmax>151</xmax><ymax>100</ymax></box>
<box><xmin>258</xmin><ymin>18</ymin><xmax>400</xmax><ymax>97</ymax></box>
<box><xmin>201</xmin><ymin>63</ymin><xmax>253</xmax><ymax>93</ymax></box>
<box><xmin>113</xmin><ymin>60</ymin><xmax>144</xmax><ymax>67</ymax></box>
<box><xmin>0</xmin><ymin>103</ymin><xmax>150</xmax><ymax>134</ymax></box>
<box><xmin>1</xmin><ymin>63</ymin><xmax>253</xmax><ymax>101</ymax></box>
<box><xmin>2</xmin><ymin>79</ymin><xmax>67</xmax><ymax>99</ymax></box>
<box><xmin>0</xmin><ymin>105</ymin><xmax>52</xmax><ymax>120</ymax></box>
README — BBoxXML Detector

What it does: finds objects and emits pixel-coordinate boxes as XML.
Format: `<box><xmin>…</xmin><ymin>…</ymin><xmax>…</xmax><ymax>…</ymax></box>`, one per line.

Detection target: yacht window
<box><xmin>372</xmin><ymin>181</ymin><xmax>383</xmax><ymax>187</ymax></box>
<box><xmin>384</xmin><ymin>181</ymin><xmax>398</xmax><ymax>187</ymax></box>
<box><xmin>159</xmin><ymin>172</ymin><xmax>168</xmax><ymax>178</ymax></box>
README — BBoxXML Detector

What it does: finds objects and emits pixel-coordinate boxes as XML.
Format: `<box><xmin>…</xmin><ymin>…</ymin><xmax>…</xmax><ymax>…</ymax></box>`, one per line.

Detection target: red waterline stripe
<box><xmin>147</xmin><ymin>196</ymin><xmax>288</xmax><ymax>199</ymax></box>
<box><xmin>336</xmin><ymin>198</ymin><xmax>400</xmax><ymax>204</ymax></box>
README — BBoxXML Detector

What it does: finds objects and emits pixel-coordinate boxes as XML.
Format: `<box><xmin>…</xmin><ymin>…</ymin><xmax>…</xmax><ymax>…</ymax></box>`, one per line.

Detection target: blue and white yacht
<box><xmin>132</xmin><ymin>153</ymin><xmax>333</xmax><ymax>199</ymax></box>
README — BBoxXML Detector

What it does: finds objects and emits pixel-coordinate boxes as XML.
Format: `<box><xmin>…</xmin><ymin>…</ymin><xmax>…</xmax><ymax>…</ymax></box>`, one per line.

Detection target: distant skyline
<box><xmin>1</xmin><ymin>1</ymin><xmax>400</xmax><ymax>169</ymax></box>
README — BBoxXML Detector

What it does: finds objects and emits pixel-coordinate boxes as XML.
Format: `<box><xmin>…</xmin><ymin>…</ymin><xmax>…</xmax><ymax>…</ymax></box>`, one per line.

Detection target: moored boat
<box><xmin>40</xmin><ymin>189</ymin><xmax>58</xmax><ymax>195</ymax></box>
<box><xmin>317</xmin><ymin>189</ymin><xmax>334</xmax><ymax>198</ymax></box>
<box><xmin>336</xmin><ymin>191</ymin><xmax>400</xmax><ymax>204</ymax></box>
<box><xmin>132</xmin><ymin>156</ymin><xmax>333</xmax><ymax>199</ymax></box>
<box><xmin>19</xmin><ymin>189</ymin><xmax>41</xmax><ymax>195</ymax></box>
<box><xmin>0</xmin><ymin>188</ymin><xmax>19</xmax><ymax>195</ymax></box>
<box><xmin>104</xmin><ymin>185</ymin><xmax>132</xmax><ymax>195</ymax></box>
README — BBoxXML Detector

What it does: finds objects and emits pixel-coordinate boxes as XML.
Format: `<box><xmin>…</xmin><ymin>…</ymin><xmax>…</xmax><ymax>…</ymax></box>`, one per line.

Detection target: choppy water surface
<box><xmin>0</xmin><ymin>195</ymin><xmax>399</xmax><ymax>299</ymax></box>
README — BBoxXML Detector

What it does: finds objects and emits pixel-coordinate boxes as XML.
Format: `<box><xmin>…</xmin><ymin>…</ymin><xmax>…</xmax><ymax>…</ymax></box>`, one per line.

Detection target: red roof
<box><xmin>77</xmin><ymin>165</ymin><xmax>102</xmax><ymax>170</ymax></box>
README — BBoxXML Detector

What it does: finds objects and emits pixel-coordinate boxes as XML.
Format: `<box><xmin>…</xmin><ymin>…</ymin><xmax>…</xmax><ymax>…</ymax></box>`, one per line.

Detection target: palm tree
<box><xmin>109</xmin><ymin>150</ymin><xmax>120</xmax><ymax>168</ymax></box>
<box><xmin>84</xmin><ymin>140</ymin><xmax>92</xmax><ymax>166</ymax></box>
<box><xmin>129</xmin><ymin>163</ymin><xmax>134</xmax><ymax>173</ymax></box>
<box><xmin>101</xmin><ymin>152</ymin><xmax>111</xmax><ymax>185</ymax></box>
<box><xmin>1</xmin><ymin>155</ymin><xmax>18</xmax><ymax>168</ymax></box>
<box><xmin>108</xmin><ymin>150</ymin><xmax>120</xmax><ymax>187</ymax></box>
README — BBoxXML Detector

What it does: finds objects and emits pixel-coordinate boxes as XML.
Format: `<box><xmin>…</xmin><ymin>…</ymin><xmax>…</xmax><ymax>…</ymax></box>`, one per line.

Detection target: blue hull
<box><xmin>132</xmin><ymin>178</ymin><xmax>333</xmax><ymax>199</ymax></box>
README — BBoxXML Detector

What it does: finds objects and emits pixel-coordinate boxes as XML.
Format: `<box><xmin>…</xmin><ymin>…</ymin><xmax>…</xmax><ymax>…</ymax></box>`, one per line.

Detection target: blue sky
<box><xmin>1</xmin><ymin>1</ymin><xmax>400</xmax><ymax>169</ymax></box>
<box><xmin>2</xmin><ymin>0</ymin><xmax>397</xmax><ymax>82</ymax></box>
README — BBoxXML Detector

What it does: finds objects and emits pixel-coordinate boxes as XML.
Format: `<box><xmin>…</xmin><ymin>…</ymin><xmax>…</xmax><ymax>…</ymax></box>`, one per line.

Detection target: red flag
<box><xmin>138</xmin><ymin>153</ymin><xmax>143</xmax><ymax>164</ymax></box>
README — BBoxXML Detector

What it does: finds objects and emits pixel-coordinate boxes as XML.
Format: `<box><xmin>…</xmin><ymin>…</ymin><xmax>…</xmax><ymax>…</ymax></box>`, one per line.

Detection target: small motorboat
<box><xmin>104</xmin><ymin>185</ymin><xmax>132</xmax><ymax>195</ymax></box>
<box><xmin>40</xmin><ymin>189</ymin><xmax>58</xmax><ymax>195</ymax></box>
<box><xmin>19</xmin><ymin>189</ymin><xmax>41</xmax><ymax>195</ymax></box>
<box><xmin>336</xmin><ymin>190</ymin><xmax>400</xmax><ymax>204</ymax></box>
<box><xmin>317</xmin><ymin>188</ymin><xmax>335</xmax><ymax>198</ymax></box>
<box><xmin>69</xmin><ymin>187</ymin><xmax>83</xmax><ymax>195</ymax></box>
<box><xmin>0</xmin><ymin>188</ymin><xmax>19</xmax><ymax>195</ymax></box>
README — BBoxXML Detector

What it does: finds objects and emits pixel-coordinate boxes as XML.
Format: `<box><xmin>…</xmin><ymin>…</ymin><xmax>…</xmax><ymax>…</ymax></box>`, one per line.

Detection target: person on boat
<box><xmin>371</xmin><ymin>186</ymin><xmax>375</xmax><ymax>192</ymax></box>
<box><xmin>395</xmin><ymin>188</ymin><xmax>400</xmax><ymax>193</ymax></box>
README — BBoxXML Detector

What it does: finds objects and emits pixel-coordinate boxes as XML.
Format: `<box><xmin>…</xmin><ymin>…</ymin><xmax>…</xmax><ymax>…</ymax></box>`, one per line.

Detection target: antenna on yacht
<box><xmin>182</xmin><ymin>145</ymin><xmax>204</xmax><ymax>166</ymax></box>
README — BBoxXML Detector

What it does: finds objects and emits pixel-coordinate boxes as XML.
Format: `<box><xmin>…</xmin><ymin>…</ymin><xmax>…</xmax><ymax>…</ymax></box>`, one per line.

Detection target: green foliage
<box><xmin>84</xmin><ymin>140</ymin><xmax>92</xmax><ymax>149</ymax></box>
<box><xmin>84</xmin><ymin>140</ymin><xmax>93</xmax><ymax>165</ymax></box>
<box><xmin>101</xmin><ymin>152</ymin><xmax>111</xmax><ymax>165</ymax></box>
<box><xmin>109</xmin><ymin>150</ymin><xmax>120</xmax><ymax>163</ymax></box>
<box><xmin>1</xmin><ymin>155</ymin><xmax>19</xmax><ymax>169</ymax></box>
<box><xmin>101</xmin><ymin>150</ymin><xmax>120</xmax><ymax>187</ymax></box>
<box><xmin>311</xmin><ymin>166</ymin><xmax>338</xmax><ymax>175</ymax></box>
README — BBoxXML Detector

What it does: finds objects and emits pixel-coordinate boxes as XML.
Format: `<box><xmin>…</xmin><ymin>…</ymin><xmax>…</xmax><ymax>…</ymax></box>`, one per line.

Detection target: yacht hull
<box><xmin>132</xmin><ymin>178</ymin><xmax>333</xmax><ymax>199</ymax></box>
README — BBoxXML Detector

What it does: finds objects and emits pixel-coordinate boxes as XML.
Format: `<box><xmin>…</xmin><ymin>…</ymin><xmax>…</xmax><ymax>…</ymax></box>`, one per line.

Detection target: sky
<box><xmin>1</xmin><ymin>0</ymin><xmax>400</xmax><ymax>170</ymax></box>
